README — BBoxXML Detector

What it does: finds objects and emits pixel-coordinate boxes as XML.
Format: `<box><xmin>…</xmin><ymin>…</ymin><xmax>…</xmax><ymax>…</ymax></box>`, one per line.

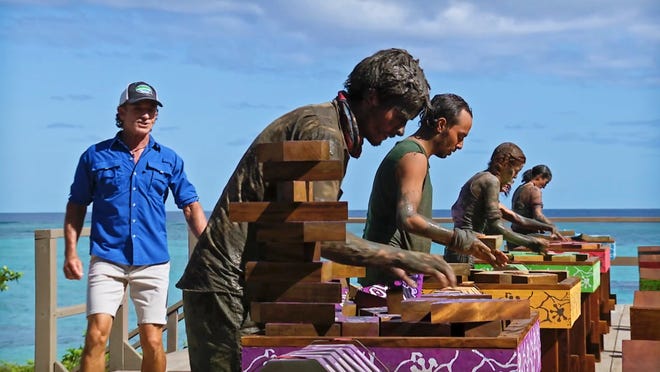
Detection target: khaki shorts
<box><xmin>87</xmin><ymin>255</ymin><xmax>170</xmax><ymax>325</ymax></box>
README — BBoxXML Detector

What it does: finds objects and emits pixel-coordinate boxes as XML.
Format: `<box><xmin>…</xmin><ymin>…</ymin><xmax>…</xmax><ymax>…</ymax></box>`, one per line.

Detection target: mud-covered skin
<box><xmin>447</xmin><ymin>171</ymin><xmax>548</xmax><ymax>263</ymax></box>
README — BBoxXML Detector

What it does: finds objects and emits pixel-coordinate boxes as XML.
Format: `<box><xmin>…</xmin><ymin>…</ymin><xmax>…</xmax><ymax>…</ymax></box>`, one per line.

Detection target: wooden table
<box><xmin>242</xmin><ymin>312</ymin><xmax>541</xmax><ymax>372</ymax></box>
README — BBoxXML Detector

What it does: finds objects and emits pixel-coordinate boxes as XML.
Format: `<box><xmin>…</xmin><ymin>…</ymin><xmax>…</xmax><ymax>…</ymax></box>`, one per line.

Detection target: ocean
<box><xmin>1</xmin><ymin>210</ymin><xmax>659</xmax><ymax>364</ymax></box>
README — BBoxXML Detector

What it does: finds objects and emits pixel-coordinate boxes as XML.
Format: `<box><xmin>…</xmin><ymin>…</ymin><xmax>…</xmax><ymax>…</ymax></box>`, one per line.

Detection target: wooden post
<box><xmin>34</xmin><ymin>229</ymin><xmax>58</xmax><ymax>372</ymax></box>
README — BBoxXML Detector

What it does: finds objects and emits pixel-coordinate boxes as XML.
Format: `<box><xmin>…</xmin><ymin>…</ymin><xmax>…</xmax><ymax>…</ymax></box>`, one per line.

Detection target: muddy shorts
<box><xmin>182</xmin><ymin>290</ymin><xmax>259</xmax><ymax>372</ymax></box>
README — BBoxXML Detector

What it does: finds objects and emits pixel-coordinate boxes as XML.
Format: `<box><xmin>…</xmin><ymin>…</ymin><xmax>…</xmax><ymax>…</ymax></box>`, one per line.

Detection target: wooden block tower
<box><xmin>228</xmin><ymin>140</ymin><xmax>365</xmax><ymax>336</ymax></box>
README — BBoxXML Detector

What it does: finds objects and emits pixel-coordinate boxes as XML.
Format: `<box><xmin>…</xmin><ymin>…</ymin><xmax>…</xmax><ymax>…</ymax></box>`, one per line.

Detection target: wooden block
<box><xmin>548</xmin><ymin>254</ymin><xmax>576</xmax><ymax>262</ymax></box>
<box><xmin>420</xmin><ymin>291</ymin><xmax>491</xmax><ymax>300</ymax></box>
<box><xmin>528</xmin><ymin>270</ymin><xmax>569</xmax><ymax>282</ymax></box>
<box><xmin>479</xmin><ymin>235</ymin><xmax>503</xmax><ymax>250</ymax></box>
<box><xmin>257</xmin><ymin>141</ymin><xmax>330</xmax><ymax>162</ymax></box>
<box><xmin>401</xmin><ymin>298</ymin><xmax>531</xmax><ymax>323</ymax></box>
<box><xmin>251</xmin><ymin>302</ymin><xmax>337</xmax><ymax>324</ymax></box>
<box><xmin>277</xmin><ymin>181</ymin><xmax>313</xmax><ymax>202</ymax></box>
<box><xmin>638</xmin><ymin>246</ymin><xmax>660</xmax><ymax>253</ymax></box>
<box><xmin>473</xmin><ymin>271</ymin><xmax>513</xmax><ymax>284</ymax></box>
<box><xmin>622</xmin><ymin>340</ymin><xmax>660</xmax><ymax>370</ymax></box>
<box><xmin>341</xmin><ymin>301</ymin><xmax>357</xmax><ymax>316</ymax></box>
<box><xmin>258</xmin><ymin>241</ymin><xmax>320</xmax><ymax>262</ymax></box>
<box><xmin>458</xmin><ymin>320</ymin><xmax>504</xmax><ymax>337</ymax></box>
<box><xmin>229</xmin><ymin>201</ymin><xmax>348</xmax><ymax>222</ymax></box>
<box><xmin>379</xmin><ymin>318</ymin><xmax>452</xmax><ymax>337</ymax></box>
<box><xmin>511</xmin><ymin>273</ymin><xmax>558</xmax><ymax>285</ymax></box>
<box><xmin>354</xmin><ymin>290</ymin><xmax>387</xmax><ymax>310</ymax></box>
<box><xmin>337</xmin><ymin>315</ymin><xmax>380</xmax><ymax>336</ymax></box>
<box><xmin>265</xmin><ymin>323</ymin><xmax>341</xmax><ymax>336</ymax></box>
<box><xmin>263</xmin><ymin>160</ymin><xmax>344</xmax><ymax>181</ymax></box>
<box><xmin>256</xmin><ymin>221</ymin><xmax>346</xmax><ymax>242</ymax></box>
<box><xmin>358</xmin><ymin>306</ymin><xmax>389</xmax><ymax>317</ymax></box>
<box><xmin>245</xmin><ymin>261</ymin><xmax>333</xmax><ymax>283</ymax></box>
<box><xmin>631</xmin><ymin>291</ymin><xmax>660</xmax><ymax>340</ymax></box>
<box><xmin>639</xmin><ymin>268</ymin><xmax>660</xmax><ymax>280</ymax></box>
<box><xmin>511</xmin><ymin>254</ymin><xmax>545</xmax><ymax>262</ymax></box>
<box><xmin>386</xmin><ymin>289</ymin><xmax>404</xmax><ymax>315</ymax></box>
<box><xmin>245</xmin><ymin>281</ymin><xmax>342</xmax><ymax>303</ymax></box>
<box><xmin>449</xmin><ymin>263</ymin><xmax>472</xmax><ymax>283</ymax></box>
<box><xmin>329</xmin><ymin>262</ymin><xmax>366</xmax><ymax>279</ymax></box>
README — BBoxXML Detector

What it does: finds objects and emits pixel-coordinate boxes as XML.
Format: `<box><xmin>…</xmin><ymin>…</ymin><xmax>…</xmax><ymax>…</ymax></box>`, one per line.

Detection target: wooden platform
<box><xmin>112</xmin><ymin>304</ymin><xmax>633</xmax><ymax>371</ymax></box>
<box><xmin>597</xmin><ymin>304</ymin><xmax>630</xmax><ymax>372</ymax></box>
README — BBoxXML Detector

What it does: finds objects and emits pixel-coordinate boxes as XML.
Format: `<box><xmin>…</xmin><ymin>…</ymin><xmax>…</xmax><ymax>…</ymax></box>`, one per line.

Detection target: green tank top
<box><xmin>360</xmin><ymin>138</ymin><xmax>433</xmax><ymax>286</ymax></box>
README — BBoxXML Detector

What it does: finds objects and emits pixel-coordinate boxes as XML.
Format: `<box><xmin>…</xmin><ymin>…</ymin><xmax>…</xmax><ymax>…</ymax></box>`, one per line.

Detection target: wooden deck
<box><xmin>597</xmin><ymin>303</ymin><xmax>630</xmax><ymax>372</ymax></box>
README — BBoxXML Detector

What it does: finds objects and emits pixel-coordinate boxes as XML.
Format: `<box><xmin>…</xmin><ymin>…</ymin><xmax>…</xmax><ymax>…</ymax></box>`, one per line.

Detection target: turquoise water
<box><xmin>0</xmin><ymin>212</ymin><xmax>658</xmax><ymax>364</ymax></box>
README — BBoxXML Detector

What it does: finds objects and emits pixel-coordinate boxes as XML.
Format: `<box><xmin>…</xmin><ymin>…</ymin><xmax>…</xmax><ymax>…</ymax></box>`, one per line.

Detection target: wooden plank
<box><xmin>528</xmin><ymin>270</ymin><xmax>569</xmax><ymax>282</ymax></box>
<box><xmin>241</xmin><ymin>313</ymin><xmax>539</xmax><ymax>349</ymax></box>
<box><xmin>511</xmin><ymin>273</ymin><xmax>559</xmax><ymax>285</ymax></box>
<box><xmin>379</xmin><ymin>318</ymin><xmax>452</xmax><ymax>337</ymax></box>
<box><xmin>257</xmin><ymin>141</ymin><xmax>330</xmax><ymax>162</ymax></box>
<box><xmin>473</xmin><ymin>271</ymin><xmax>513</xmax><ymax>284</ymax></box>
<box><xmin>228</xmin><ymin>201</ymin><xmax>348</xmax><ymax>222</ymax></box>
<box><xmin>265</xmin><ymin>323</ymin><xmax>341</xmax><ymax>336</ymax></box>
<box><xmin>511</xmin><ymin>254</ymin><xmax>545</xmax><ymax>262</ymax></box>
<box><xmin>245</xmin><ymin>281</ymin><xmax>342</xmax><ymax>303</ymax></box>
<box><xmin>460</xmin><ymin>320</ymin><xmax>504</xmax><ymax>337</ymax></box>
<box><xmin>420</xmin><ymin>291</ymin><xmax>491</xmax><ymax>300</ymax></box>
<box><xmin>341</xmin><ymin>301</ymin><xmax>356</xmax><ymax>316</ymax></box>
<box><xmin>244</xmin><ymin>261</ymin><xmax>333</xmax><ymax>283</ymax></box>
<box><xmin>263</xmin><ymin>160</ymin><xmax>344</xmax><ymax>181</ymax></box>
<box><xmin>256</xmin><ymin>221</ymin><xmax>346</xmax><ymax>242</ymax></box>
<box><xmin>400</xmin><ymin>298</ymin><xmax>530</xmax><ymax>323</ymax></box>
<box><xmin>277</xmin><ymin>180</ymin><xmax>313</xmax><ymax>202</ymax></box>
<box><xmin>257</xmin><ymin>241</ymin><xmax>320</xmax><ymax>262</ymax></box>
<box><xmin>337</xmin><ymin>316</ymin><xmax>380</xmax><ymax>336</ymax></box>
<box><xmin>251</xmin><ymin>302</ymin><xmax>336</xmax><ymax>324</ymax></box>
<box><xmin>548</xmin><ymin>254</ymin><xmax>577</xmax><ymax>262</ymax></box>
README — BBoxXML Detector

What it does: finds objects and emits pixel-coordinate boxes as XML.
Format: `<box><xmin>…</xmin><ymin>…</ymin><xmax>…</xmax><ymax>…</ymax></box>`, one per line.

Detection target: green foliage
<box><xmin>0</xmin><ymin>360</ymin><xmax>34</xmax><ymax>372</ymax></box>
<box><xmin>61</xmin><ymin>347</ymin><xmax>83</xmax><ymax>371</ymax></box>
<box><xmin>0</xmin><ymin>266</ymin><xmax>22</xmax><ymax>291</ymax></box>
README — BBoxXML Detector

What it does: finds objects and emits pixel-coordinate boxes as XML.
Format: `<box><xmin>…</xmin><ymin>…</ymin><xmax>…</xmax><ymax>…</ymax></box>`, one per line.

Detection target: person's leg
<box><xmin>183</xmin><ymin>291</ymin><xmax>248</xmax><ymax>372</ymax></box>
<box><xmin>138</xmin><ymin>323</ymin><xmax>165</xmax><ymax>372</ymax></box>
<box><xmin>84</xmin><ymin>256</ymin><xmax>129</xmax><ymax>371</ymax></box>
<box><xmin>129</xmin><ymin>262</ymin><xmax>169</xmax><ymax>372</ymax></box>
<box><xmin>81</xmin><ymin>313</ymin><xmax>113</xmax><ymax>371</ymax></box>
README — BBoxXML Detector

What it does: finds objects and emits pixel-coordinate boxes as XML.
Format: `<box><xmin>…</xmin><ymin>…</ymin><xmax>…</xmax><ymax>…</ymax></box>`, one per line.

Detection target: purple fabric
<box><xmin>242</xmin><ymin>320</ymin><xmax>542</xmax><ymax>371</ymax></box>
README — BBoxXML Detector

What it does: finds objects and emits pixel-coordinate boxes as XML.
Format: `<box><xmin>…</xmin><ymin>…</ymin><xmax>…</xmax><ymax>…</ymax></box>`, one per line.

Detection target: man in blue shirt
<box><xmin>63</xmin><ymin>81</ymin><xmax>207</xmax><ymax>372</ymax></box>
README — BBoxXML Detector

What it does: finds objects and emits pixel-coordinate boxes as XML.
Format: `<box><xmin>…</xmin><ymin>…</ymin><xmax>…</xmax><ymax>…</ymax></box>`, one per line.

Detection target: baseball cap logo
<box><xmin>135</xmin><ymin>84</ymin><xmax>154</xmax><ymax>95</ymax></box>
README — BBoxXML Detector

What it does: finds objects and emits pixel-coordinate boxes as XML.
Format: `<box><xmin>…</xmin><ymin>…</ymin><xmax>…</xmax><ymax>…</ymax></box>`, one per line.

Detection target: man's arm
<box><xmin>63</xmin><ymin>201</ymin><xmax>86</xmax><ymax>280</ymax></box>
<box><xmin>321</xmin><ymin>232</ymin><xmax>457</xmax><ymax>288</ymax></box>
<box><xmin>395</xmin><ymin>152</ymin><xmax>506</xmax><ymax>267</ymax></box>
<box><xmin>182</xmin><ymin>201</ymin><xmax>207</xmax><ymax>238</ymax></box>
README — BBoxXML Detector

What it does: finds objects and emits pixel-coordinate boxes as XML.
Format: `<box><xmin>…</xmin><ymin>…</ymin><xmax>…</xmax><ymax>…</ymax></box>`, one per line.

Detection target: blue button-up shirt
<box><xmin>69</xmin><ymin>133</ymin><xmax>199</xmax><ymax>265</ymax></box>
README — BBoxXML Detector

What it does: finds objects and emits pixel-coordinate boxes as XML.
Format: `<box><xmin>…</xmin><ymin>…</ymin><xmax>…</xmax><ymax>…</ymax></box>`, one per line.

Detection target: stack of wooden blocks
<box><xmin>229</xmin><ymin>140</ymin><xmax>367</xmax><ymax>337</ymax></box>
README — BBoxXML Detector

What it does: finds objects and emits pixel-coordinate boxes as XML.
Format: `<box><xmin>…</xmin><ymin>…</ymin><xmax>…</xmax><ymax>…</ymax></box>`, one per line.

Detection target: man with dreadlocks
<box><xmin>177</xmin><ymin>48</ymin><xmax>460</xmax><ymax>372</ymax></box>
<box><xmin>359</xmin><ymin>93</ymin><xmax>508</xmax><ymax>291</ymax></box>
<box><xmin>445</xmin><ymin>142</ymin><xmax>551</xmax><ymax>264</ymax></box>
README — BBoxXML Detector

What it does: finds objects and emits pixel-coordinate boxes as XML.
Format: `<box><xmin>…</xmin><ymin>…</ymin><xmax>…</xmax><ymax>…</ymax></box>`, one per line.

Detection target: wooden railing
<box><xmin>34</xmin><ymin>228</ymin><xmax>190</xmax><ymax>372</ymax></box>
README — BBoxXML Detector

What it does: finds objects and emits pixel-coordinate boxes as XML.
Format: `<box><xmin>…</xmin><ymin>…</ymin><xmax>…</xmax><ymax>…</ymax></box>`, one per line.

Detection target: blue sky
<box><xmin>0</xmin><ymin>0</ymin><xmax>658</xmax><ymax>213</ymax></box>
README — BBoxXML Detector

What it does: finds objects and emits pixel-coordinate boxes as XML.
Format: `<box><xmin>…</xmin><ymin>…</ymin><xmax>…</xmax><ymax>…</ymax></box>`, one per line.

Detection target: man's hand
<box><xmin>465</xmin><ymin>239</ymin><xmax>509</xmax><ymax>269</ymax></box>
<box><xmin>386</xmin><ymin>251</ymin><xmax>457</xmax><ymax>288</ymax></box>
<box><xmin>63</xmin><ymin>256</ymin><xmax>83</xmax><ymax>280</ymax></box>
<box><xmin>528</xmin><ymin>237</ymin><xmax>550</xmax><ymax>255</ymax></box>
